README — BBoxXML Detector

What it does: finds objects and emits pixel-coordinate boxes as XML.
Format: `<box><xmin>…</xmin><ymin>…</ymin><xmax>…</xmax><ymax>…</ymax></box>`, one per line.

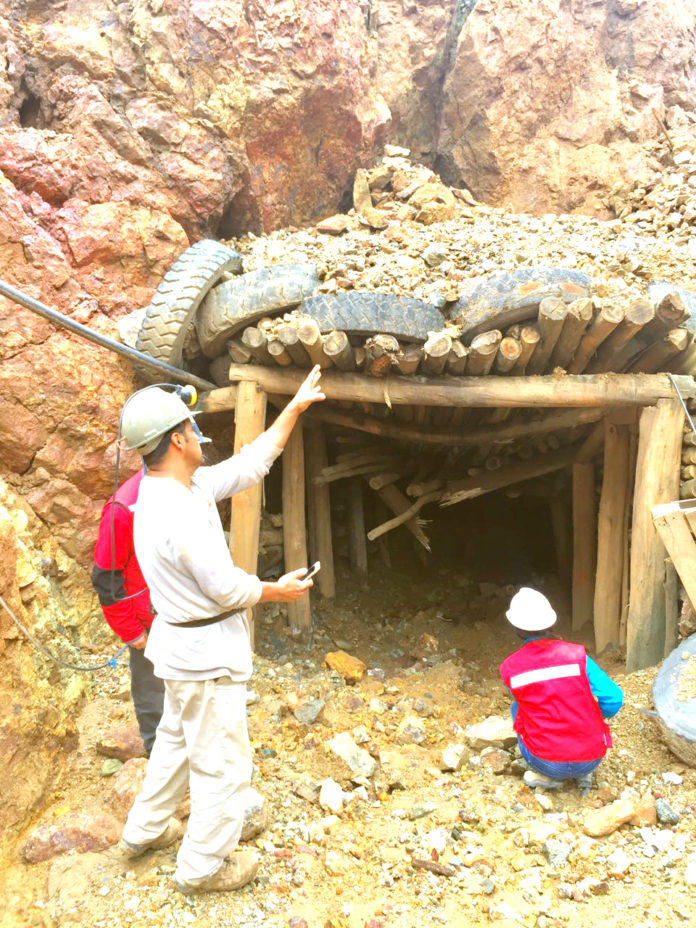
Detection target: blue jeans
<box><xmin>511</xmin><ymin>703</ymin><xmax>602</xmax><ymax>780</ymax></box>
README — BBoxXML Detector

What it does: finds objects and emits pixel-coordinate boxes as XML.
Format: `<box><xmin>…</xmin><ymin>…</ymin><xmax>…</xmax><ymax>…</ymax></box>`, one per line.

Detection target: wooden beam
<box><xmin>368</xmin><ymin>480</ymin><xmax>431</xmax><ymax>550</ymax></box>
<box><xmin>204</xmin><ymin>364</ymin><xmax>696</xmax><ymax>409</ymax></box>
<box><xmin>652</xmin><ymin>500</ymin><xmax>696</xmax><ymax>640</ymax></box>
<box><xmin>572</xmin><ymin>461</ymin><xmax>596</xmax><ymax>631</ymax></box>
<box><xmin>626</xmin><ymin>398</ymin><xmax>685</xmax><ymax>670</ymax></box>
<box><xmin>593</xmin><ymin>420</ymin><xmax>631</xmax><ymax>652</ymax></box>
<box><xmin>347</xmin><ymin>478</ymin><xmax>368</xmax><ymax>585</ymax></box>
<box><xmin>230</xmin><ymin>381</ymin><xmax>267</xmax><ymax>648</ymax></box>
<box><xmin>305</xmin><ymin>426</ymin><xmax>336</xmax><ymax>600</ymax></box>
<box><xmin>283</xmin><ymin>425</ymin><xmax>312</xmax><ymax>636</ymax></box>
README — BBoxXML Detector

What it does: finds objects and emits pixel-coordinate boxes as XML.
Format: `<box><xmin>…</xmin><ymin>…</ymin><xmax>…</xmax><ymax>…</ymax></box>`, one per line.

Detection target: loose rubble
<box><xmin>3</xmin><ymin>571</ymin><xmax>696</xmax><ymax>928</ymax></box>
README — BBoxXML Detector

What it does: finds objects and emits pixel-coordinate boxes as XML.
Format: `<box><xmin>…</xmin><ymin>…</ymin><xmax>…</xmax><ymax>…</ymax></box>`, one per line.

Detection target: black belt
<box><xmin>164</xmin><ymin>609</ymin><xmax>236</xmax><ymax>628</ymax></box>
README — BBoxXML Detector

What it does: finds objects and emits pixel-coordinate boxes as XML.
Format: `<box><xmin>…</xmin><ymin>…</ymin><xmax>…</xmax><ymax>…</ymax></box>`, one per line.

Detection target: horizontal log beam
<box><xmin>200</xmin><ymin>363</ymin><xmax>696</xmax><ymax>410</ymax></box>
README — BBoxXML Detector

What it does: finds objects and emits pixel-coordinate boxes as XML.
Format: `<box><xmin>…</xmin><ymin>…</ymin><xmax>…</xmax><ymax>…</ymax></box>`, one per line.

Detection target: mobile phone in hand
<box><xmin>301</xmin><ymin>561</ymin><xmax>321</xmax><ymax>581</ymax></box>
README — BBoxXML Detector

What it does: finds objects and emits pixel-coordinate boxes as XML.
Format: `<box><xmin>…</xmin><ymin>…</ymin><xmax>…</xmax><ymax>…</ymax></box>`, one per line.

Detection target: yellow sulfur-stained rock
<box><xmin>325</xmin><ymin>650</ymin><xmax>367</xmax><ymax>684</ymax></box>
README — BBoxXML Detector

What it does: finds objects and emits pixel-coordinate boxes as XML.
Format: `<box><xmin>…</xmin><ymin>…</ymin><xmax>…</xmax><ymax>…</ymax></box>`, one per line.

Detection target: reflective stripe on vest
<box><xmin>510</xmin><ymin>663</ymin><xmax>581</xmax><ymax>689</ymax></box>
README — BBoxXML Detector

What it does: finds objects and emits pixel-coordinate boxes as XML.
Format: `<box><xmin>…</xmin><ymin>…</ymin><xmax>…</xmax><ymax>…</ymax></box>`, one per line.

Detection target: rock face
<box><xmin>436</xmin><ymin>0</ymin><xmax>696</xmax><ymax>214</ymax></box>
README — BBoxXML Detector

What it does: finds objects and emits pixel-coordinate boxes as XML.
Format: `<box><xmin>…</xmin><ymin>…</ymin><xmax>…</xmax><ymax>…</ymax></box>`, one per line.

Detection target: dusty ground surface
<box><xmin>1</xmin><ymin>561</ymin><xmax>694</xmax><ymax>928</ymax></box>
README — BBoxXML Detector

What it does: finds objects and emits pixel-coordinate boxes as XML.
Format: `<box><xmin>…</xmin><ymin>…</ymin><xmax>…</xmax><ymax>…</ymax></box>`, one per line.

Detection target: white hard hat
<box><xmin>506</xmin><ymin>587</ymin><xmax>557</xmax><ymax>631</ymax></box>
<box><xmin>121</xmin><ymin>387</ymin><xmax>194</xmax><ymax>455</ymax></box>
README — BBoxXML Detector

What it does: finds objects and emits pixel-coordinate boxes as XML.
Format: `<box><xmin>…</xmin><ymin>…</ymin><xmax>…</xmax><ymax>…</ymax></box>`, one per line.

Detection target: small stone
<box><xmin>655</xmin><ymin>798</ymin><xmax>680</xmax><ymax>825</ymax></box>
<box><xmin>319</xmin><ymin>778</ymin><xmax>344</xmax><ymax>815</ymax></box>
<box><xmin>408</xmin><ymin>802</ymin><xmax>437</xmax><ymax>821</ymax></box>
<box><xmin>327</xmin><ymin>732</ymin><xmax>377</xmax><ymax>779</ymax></box>
<box><xmin>325</xmin><ymin>650</ymin><xmax>367</xmax><ymax>684</ymax></box>
<box><xmin>543</xmin><ymin>838</ymin><xmax>571</xmax><ymax>867</ymax></box>
<box><xmin>662</xmin><ymin>772</ymin><xmax>684</xmax><ymax>785</ymax></box>
<box><xmin>629</xmin><ymin>791</ymin><xmax>657</xmax><ymax>826</ymax></box>
<box><xmin>96</xmin><ymin>726</ymin><xmax>146</xmax><ymax>762</ymax></box>
<box><xmin>422</xmin><ymin>244</ymin><xmax>449</xmax><ymax>267</ymax></box>
<box><xmin>583</xmin><ymin>798</ymin><xmax>635</xmax><ymax>837</ymax></box>
<box><xmin>293</xmin><ymin>699</ymin><xmax>325</xmax><ymax>726</ymax></box>
<box><xmin>241</xmin><ymin>788</ymin><xmax>271</xmax><ymax>842</ymax></box>
<box><xmin>359</xmin><ymin>206</ymin><xmax>389</xmax><ymax>230</ymax></box>
<box><xmin>353</xmin><ymin>169</ymin><xmax>373</xmax><ymax>213</ymax></box>
<box><xmin>100</xmin><ymin>758</ymin><xmax>123</xmax><ymax>777</ymax></box>
<box><xmin>395</xmin><ymin>715</ymin><xmax>427</xmax><ymax>746</ymax></box>
<box><xmin>440</xmin><ymin>743</ymin><xmax>470</xmax><ymax>772</ymax></box>
<box><xmin>317</xmin><ymin>214</ymin><xmax>351</xmax><ymax>235</ymax></box>
<box><xmin>479</xmin><ymin>747</ymin><xmax>511</xmax><ymax>774</ymax></box>
<box><xmin>20</xmin><ymin>813</ymin><xmax>121</xmax><ymax>862</ymax></box>
<box><xmin>606</xmin><ymin>848</ymin><xmax>631</xmax><ymax>875</ymax></box>
<box><xmin>464</xmin><ymin>716</ymin><xmax>517</xmax><ymax>750</ymax></box>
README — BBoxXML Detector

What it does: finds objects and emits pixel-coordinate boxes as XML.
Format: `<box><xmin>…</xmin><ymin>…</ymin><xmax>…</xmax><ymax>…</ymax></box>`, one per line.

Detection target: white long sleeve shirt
<box><xmin>134</xmin><ymin>433</ymin><xmax>282</xmax><ymax>682</ymax></box>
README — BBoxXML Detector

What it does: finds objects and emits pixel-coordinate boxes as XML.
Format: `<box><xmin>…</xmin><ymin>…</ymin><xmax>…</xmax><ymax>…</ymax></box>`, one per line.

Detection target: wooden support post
<box><xmin>230</xmin><ymin>381</ymin><xmax>268</xmax><ymax>647</ymax></box>
<box><xmin>347</xmin><ymin>478</ymin><xmax>368</xmax><ymax>586</ymax></box>
<box><xmin>572</xmin><ymin>462</ymin><xmax>596</xmax><ymax>631</ymax></box>
<box><xmin>283</xmin><ymin>424</ymin><xmax>312</xmax><ymax>636</ymax></box>
<box><xmin>593</xmin><ymin>419</ymin><xmax>631</xmax><ymax>652</ymax></box>
<box><xmin>626</xmin><ymin>398</ymin><xmax>685</xmax><ymax>670</ymax></box>
<box><xmin>305</xmin><ymin>426</ymin><xmax>336</xmax><ymax>600</ymax></box>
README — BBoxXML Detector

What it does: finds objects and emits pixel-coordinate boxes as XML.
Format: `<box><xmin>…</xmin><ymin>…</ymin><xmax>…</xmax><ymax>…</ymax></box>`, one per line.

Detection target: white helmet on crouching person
<box><xmin>121</xmin><ymin>386</ymin><xmax>210</xmax><ymax>457</ymax></box>
<box><xmin>506</xmin><ymin>587</ymin><xmax>557</xmax><ymax>632</ymax></box>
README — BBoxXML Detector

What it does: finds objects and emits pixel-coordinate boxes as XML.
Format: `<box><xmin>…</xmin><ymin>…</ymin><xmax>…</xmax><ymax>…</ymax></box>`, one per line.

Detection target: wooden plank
<box><xmin>572</xmin><ymin>461</ymin><xmax>596</xmax><ymax>631</ymax></box>
<box><xmin>626</xmin><ymin>398</ymin><xmax>685</xmax><ymax>670</ymax></box>
<box><xmin>305</xmin><ymin>426</ymin><xmax>336</xmax><ymax>600</ymax></box>
<box><xmin>283</xmin><ymin>425</ymin><xmax>312</xmax><ymax>635</ymax></box>
<box><xmin>652</xmin><ymin>501</ymin><xmax>696</xmax><ymax>616</ymax></box>
<box><xmin>230</xmin><ymin>381</ymin><xmax>267</xmax><ymax>648</ymax></box>
<box><xmin>202</xmin><ymin>365</ymin><xmax>696</xmax><ymax>409</ymax></box>
<box><xmin>593</xmin><ymin>420</ymin><xmax>631</xmax><ymax>652</ymax></box>
<box><xmin>347</xmin><ymin>478</ymin><xmax>368</xmax><ymax>585</ymax></box>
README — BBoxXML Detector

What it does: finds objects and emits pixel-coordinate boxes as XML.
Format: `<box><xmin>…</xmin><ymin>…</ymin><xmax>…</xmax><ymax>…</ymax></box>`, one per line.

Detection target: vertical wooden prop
<box><xmin>305</xmin><ymin>426</ymin><xmax>336</xmax><ymax>600</ymax></box>
<box><xmin>348</xmin><ymin>477</ymin><xmax>369</xmax><ymax>586</ymax></box>
<box><xmin>283</xmin><ymin>425</ymin><xmax>312</xmax><ymax>636</ymax></box>
<box><xmin>593</xmin><ymin>420</ymin><xmax>630</xmax><ymax>653</ymax></box>
<box><xmin>230</xmin><ymin>381</ymin><xmax>268</xmax><ymax>647</ymax></box>
<box><xmin>626</xmin><ymin>398</ymin><xmax>685</xmax><ymax>670</ymax></box>
<box><xmin>572</xmin><ymin>462</ymin><xmax>596</xmax><ymax>631</ymax></box>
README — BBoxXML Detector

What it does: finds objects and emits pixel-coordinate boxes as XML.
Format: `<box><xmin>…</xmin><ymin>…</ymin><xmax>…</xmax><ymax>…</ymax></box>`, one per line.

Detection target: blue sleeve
<box><xmin>586</xmin><ymin>656</ymin><xmax>624</xmax><ymax>718</ymax></box>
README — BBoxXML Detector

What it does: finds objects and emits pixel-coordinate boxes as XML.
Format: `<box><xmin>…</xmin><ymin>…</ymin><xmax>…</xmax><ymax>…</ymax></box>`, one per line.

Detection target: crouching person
<box><xmin>117</xmin><ymin>366</ymin><xmax>325</xmax><ymax>893</ymax></box>
<box><xmin>500</xmin><ymin>587</ymin><xmax>623</xmax><ymax>791</ymax></box>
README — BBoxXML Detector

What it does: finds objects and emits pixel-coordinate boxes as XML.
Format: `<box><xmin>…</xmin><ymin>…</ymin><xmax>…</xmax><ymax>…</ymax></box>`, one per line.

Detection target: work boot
<box><xmin>118</xmin><ymin>818</ymin><xmax>183</xmax><ymax>859</ymax></box>
<box><xmin>523</xmin><ymin>770</ymin><xmax>563</xmax><ymax>790</ymax></box>
<box><xmin>175</xmin><ymin>850</ymin><xmax>260</xmax><ymax>894</ymax></box>
<box><xmin>576</xmin><ymin>773</ymin><xmax>594</xmax><ymax>793</ymax></box>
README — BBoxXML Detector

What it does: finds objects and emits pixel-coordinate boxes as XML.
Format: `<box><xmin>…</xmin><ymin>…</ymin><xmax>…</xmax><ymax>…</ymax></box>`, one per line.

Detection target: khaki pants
<box><xmin>122</xmin><ymin>677</ymin><xmax>252</xmax><ymax>884</ymax></box>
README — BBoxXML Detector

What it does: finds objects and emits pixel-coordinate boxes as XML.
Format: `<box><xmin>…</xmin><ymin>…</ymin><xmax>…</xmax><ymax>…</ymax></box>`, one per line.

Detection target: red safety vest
<box><xmin>500</xmin><ymin>639</ymin><xmax>612</xmax><ymax>762</ymax></box>
<box><xmin>93</xmin><ymin>470</ymin><xmax>153</xmax><ymax>641</ymax></box>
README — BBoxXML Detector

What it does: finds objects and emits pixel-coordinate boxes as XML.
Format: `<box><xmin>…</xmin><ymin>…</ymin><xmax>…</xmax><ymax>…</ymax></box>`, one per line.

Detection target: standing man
<box><xmin>500</xmin><ymin>587</ymin><xmax>623</xmax><ymax>791</ymax></box>
<box><xmin>92</xmin><ymin>469</ymin><xmax>164</xmax><ymax>756</ymax></box>
<box><xmin>118</xmin><ymin>366</ymin><xmax>325</xmax><ymax>894</ymax></box>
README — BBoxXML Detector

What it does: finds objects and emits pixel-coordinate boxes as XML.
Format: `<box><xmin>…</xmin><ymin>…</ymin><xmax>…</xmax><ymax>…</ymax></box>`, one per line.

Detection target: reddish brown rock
<box><xmin>20</xmin><ymin>812</ymin><xmax>120</xmax><ymax>862</ymax></box>
<box><xmin>479</xmin><ymin>747</ymin><xmax>511</xmax><ymax>774</ymax></box>
<box><xmin>96</xmin><ymin>726</ymin><xmax>146</xmax><ymax>762</ymax></box>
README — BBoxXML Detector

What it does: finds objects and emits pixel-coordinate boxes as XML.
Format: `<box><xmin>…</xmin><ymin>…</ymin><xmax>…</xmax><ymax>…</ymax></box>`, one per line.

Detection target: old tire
<box><xmin>652</xmin><ymin>632</ymin><xmax>696</xmax><ymax>766</ymax></box>
<box><xmin>446</xmin><ymin>267</ymin><xmax>592</xmax><ymax>341</ymax></box>
<box><xmin>196</xmin><ymin>264</ymin><xmax>320</xmax><ymax>358</ymax></box>
<box><xmin>297</xmin><ymin>292</ymin><xmax>444</xmax><ymax>342</ymax></box>
<box><xmin>136</xmin><ymin>239</ymin><xmax>243</xmax><ymax>368</ymax></box>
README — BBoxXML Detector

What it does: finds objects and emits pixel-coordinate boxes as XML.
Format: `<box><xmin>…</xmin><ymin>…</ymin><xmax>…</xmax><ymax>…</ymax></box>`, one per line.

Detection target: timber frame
<box><xmin>197</xmin><ymin>365</ymin><xmax>696</xmax><ymax>671</ymax></box>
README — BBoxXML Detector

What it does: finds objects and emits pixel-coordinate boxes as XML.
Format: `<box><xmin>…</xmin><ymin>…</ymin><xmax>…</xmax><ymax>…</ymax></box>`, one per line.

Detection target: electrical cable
<box><xmin>0</xmin><ymin>592</ymin><xmax>128</xmax><ymax>672</ymax></box>
<box><xmin>2</xmin><ymin>383</ymin><xmax>199</xmax><ymax>674</ymax></box>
